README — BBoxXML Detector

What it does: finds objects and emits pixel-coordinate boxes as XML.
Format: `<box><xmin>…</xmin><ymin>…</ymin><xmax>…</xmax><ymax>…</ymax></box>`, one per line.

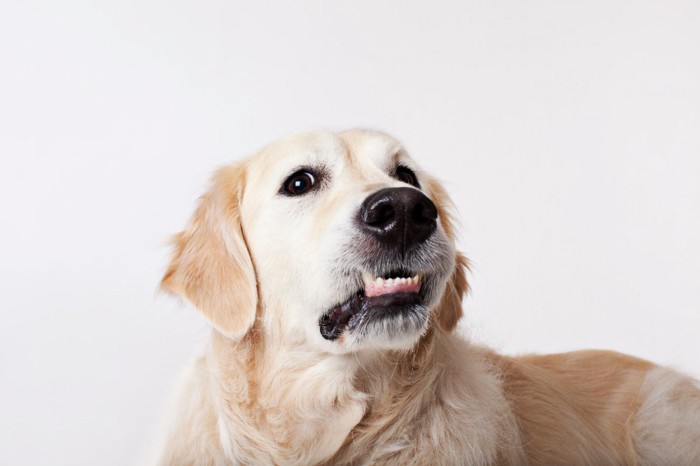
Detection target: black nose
<box><xmin>359</xmin><ymin>187</ymin><xmax>438</xmax><ymax>252</ymax></box>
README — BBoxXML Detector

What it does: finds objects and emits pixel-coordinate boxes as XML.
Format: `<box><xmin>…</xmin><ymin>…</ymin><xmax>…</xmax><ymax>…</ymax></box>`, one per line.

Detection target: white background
<box><xmin>1</xmin><ymin>1</ymin><xmax>698</xmax><ymax>464</ymax></box>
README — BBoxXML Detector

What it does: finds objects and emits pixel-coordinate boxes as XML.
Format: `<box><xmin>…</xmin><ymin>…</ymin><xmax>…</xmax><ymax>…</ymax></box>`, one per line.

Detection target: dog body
<box><xmin>156</xmin><ymin>130</ymin><xmax>700</xmax><ymax>465</ymax></box>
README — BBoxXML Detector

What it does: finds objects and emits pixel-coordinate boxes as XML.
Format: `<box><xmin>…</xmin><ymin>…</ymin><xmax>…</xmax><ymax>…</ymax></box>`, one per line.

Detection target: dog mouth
<box><xmin>363</xmin><ymin>271</ymin><xmax>421</xmax><ymax>297</ymax></box>
<box><xmin>319</xmin><ymin>270</ymin><xmax>425</xmax><ymax>341</ymax></box>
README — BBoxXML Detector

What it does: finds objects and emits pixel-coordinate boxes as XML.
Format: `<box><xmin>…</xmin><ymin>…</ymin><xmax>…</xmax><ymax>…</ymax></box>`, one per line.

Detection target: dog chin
<box><xmin>343</xmin><ymin>304</ymin><xmax>430</xmax><ymax>351</ymax></box>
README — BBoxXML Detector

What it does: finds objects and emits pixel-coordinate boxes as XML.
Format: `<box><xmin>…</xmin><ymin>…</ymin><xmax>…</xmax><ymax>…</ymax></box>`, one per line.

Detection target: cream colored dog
<box><xmin>155</xmin><ymin>129</ymin><xmax>700</xmax><ymax>465</ymax></box>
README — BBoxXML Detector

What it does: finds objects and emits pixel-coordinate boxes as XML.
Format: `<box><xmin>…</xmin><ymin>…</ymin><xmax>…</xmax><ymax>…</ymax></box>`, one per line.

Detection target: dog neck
<box><xmin>207</xmin><ymin>327</ymin><xmax>367</xmax><ymax>464</ymax></box>
<box><xmin>207</xmin><ymin>325</ymin><xmax>520</xmax><ymax>464</ymax></box>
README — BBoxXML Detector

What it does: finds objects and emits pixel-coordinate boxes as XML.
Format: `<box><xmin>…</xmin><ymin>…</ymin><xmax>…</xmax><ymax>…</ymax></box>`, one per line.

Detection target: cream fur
<box><xmin>155</xmin><ymin>129</ymin><xmax>700</xmax><ymax>465</ymax></box>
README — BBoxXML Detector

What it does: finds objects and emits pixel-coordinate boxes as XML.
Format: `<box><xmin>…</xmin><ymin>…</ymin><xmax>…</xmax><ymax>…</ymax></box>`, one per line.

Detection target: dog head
<box><xmin>162</xmin><ymin>130</ymin><xmax>468</xmax><ymax>354</ymax></box>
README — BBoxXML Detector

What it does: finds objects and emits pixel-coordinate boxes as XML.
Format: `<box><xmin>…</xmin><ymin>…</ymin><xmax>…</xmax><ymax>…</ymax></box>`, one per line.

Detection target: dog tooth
<box><xmin>375</xmin><ymin>277</ymin><xmax>384</xmax><ymax>286</ymax></box>
<box><xmin>385</xmin><ymin>278</ymin><xmax>393</xmax><ymax>286</ymax></box>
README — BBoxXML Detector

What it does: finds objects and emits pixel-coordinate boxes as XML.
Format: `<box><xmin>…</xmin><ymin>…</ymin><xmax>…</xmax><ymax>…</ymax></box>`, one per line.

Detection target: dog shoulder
<box><xmin>489</xmin><ymin>350</ymin><xmax>652</xmax><ymax>464</ymax></box>
<box><xmin>489</xmin><ymin>349</ymin><xmax>700</xmax><ymax>465</ymax></box>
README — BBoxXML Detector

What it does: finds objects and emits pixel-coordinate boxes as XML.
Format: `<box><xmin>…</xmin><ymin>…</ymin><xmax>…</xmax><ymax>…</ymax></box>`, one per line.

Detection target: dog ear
<box><xmin>427</xmin><ymin>179</ymin><xmax>470</xmax><ymax>333</ymax></box>
<box><xmin>161</xmin><ymin>164</ymin><xmax>257</xmax><ymax>339</ymax></box>
<box><xmin>435</xmin><ymin>252</ymin><xmax>470</xmax><ymax>333</ymax></box>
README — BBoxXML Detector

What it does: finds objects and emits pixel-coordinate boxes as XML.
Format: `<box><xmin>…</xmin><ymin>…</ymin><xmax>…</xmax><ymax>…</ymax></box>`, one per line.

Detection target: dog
<box><xmin>154</xmin><ymin>129</ymin><xmax>700</xmax><ymax>465</ymax></box>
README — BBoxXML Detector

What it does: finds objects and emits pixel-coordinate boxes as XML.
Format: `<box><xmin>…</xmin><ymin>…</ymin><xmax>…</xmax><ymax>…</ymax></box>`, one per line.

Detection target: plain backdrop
<box><xmin>1</xmin><ymin>1</ymin><xmax>699</xmax><ymax>465</ymax></box>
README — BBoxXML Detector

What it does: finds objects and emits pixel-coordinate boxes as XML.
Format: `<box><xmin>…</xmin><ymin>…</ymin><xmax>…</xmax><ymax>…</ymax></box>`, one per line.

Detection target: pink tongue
<box><xmin>365</xmin><ymin>279</ymin><xmax>421</xmax><ymax>298</ymax></box>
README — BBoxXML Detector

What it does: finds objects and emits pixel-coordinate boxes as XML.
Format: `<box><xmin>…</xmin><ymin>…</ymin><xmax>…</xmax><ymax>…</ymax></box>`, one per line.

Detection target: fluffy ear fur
<box><xmin>427</xmin><ymin>179</ymin><xmax>470</xmax><ymax>333</ymax></box>
<box><xmin>434</xmin><ymin>252</ymin><xmax>470</xmax><ymax>333</ymax></box>
<box><xmin>161</xmin><ymin>164</ymin><xmax>257</xmax><ymax>339</ymax></box>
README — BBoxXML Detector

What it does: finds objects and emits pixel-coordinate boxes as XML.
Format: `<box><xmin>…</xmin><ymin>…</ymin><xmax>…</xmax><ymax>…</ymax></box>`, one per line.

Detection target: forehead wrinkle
<box><xmin>334</xmin><ymin>137</ymin><xmax>363</xmax><ymax>181</ymax></box>
<box><xmin>344</xmin><ymin>143</ymin><xmax>404</xmax><ymax>187</ymax></box>
<box><xmin>392</xmin><ymin>147</ymin><xmax>412</xmax><ymax>167</ymax></box>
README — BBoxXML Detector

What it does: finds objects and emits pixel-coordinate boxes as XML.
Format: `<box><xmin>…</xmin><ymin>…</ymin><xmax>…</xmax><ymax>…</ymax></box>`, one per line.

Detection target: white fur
<box><xmin>633</xmin><ymin>367</ymin><xmax>700</xmax><ymax>465</ymax></box>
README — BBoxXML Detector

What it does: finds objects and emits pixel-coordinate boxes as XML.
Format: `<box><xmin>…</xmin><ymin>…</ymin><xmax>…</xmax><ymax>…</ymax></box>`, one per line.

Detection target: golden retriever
<box><xmin>154</xmin><ymin>129</ymin><xmax>700</xmax><ymax>465</ymax></box>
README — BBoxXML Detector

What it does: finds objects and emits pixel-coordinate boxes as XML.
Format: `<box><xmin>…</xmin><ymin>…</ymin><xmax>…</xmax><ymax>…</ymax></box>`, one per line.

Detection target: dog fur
<box><xmin>154</xmin><ymin>129</ymin><xmax>700</xmax><ymax>465</ymax></box>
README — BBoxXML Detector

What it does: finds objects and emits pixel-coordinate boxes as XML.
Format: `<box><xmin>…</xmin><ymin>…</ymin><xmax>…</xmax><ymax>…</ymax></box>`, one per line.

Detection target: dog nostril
<box><xmin>375</xmin><ymin>204</ymin><xmax>394</xmax><ymax>225</ymax></box>
<box><xmin>364</xmin><ymin>202</ymin><xmax>395</xmax><ymax>226</ymax></box>
<box><xmin>413</xmin><ymin>200</ymin><xmax>437</xmax><ymax>225</ymax></box>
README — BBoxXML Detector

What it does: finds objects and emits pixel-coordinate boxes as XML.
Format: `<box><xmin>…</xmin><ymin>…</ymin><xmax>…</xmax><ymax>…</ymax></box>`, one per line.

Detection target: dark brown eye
<box><xmin>395</xmin><ymin>165</ymin><xmax>420</xmax><ymax>188</ymax></box>
<box><xmin>283</xmin><ymin>170</ymin><xmax>316</xmax><ymax>196</ymax></box>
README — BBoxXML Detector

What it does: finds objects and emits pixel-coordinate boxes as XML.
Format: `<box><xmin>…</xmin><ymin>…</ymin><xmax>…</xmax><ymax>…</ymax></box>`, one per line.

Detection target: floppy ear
<box><xmin>427</xmin><ymin>179</ymin><xmax>470</xmax><ymax>333</ymax></box>
<box><xmin>434</xmin><ymin>252</ymin><xmax>470</xmax><ymax>333</ymax></box>
<box><xmin>161</xmin><ymin>164</ymin><xmax>257</xmax><ymax>339</ymax></box>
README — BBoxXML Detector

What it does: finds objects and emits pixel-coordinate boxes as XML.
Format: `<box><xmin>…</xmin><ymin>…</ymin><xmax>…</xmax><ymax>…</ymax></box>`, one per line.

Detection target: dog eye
<box><xmin>282</xmin><ymin>170</ymin><xmax>316</xmax><ymax>196</ymax></box>
<box><xmin>394</xmin><ymin>165</ymin><xmax>420</xmax><ymax>188</ymax></box>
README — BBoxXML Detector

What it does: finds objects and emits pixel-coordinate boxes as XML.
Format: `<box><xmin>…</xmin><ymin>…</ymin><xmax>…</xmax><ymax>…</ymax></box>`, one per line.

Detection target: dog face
<box><xmin>162</xmin><ymin>130</ymin><xmax>468</xmax><ymax>354</ymax></box>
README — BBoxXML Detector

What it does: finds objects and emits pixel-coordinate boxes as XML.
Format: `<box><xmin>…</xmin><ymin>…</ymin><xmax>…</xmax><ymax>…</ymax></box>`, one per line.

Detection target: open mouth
<box><xmin>319</xmin><ymin>270</ymin><xmax>425</xmax><ymax>341</ymax></box>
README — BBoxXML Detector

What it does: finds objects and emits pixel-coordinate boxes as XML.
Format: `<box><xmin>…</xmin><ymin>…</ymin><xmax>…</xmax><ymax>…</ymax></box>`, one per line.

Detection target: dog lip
<box><xmin>319</xmin><ymin>277</ymin><xmax>426</xmax><ymax>341</ymax></box>
<box><xmin>363</xmin><ymin>292</ymin><xmax>421</xmax><ymax>308</ymax></box>
<box><xmin>319</xmin><ymin>293</ymin><xmax>364</xmax><ymax>341</ymax></box>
